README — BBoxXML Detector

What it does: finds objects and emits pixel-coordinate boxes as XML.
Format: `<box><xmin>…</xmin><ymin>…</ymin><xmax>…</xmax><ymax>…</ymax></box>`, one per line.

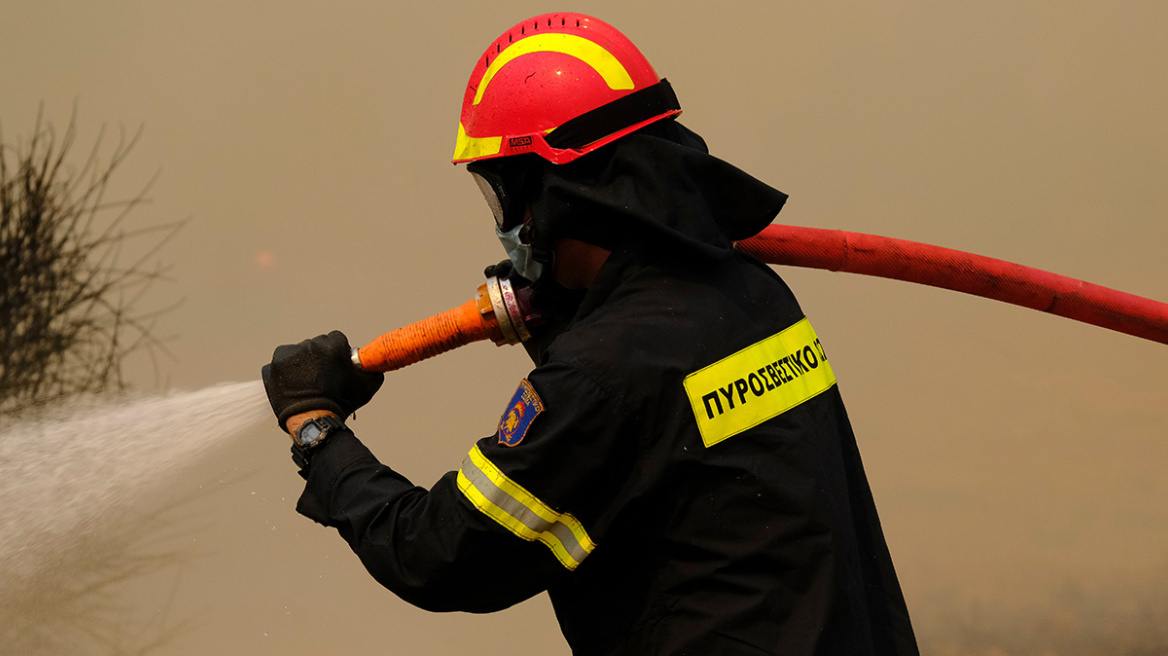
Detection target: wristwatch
<box><xmin>291</xmin><ymin>415</ymin><xmax>347</xmax><ymax>471</ymax></box>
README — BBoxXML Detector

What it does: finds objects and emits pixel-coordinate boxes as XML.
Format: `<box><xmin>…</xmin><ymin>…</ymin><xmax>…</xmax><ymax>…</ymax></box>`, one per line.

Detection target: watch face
<box><xmin>298</xmin><ymin>422</ymin><xmax>324</xmax><ymax>447</ymax></box>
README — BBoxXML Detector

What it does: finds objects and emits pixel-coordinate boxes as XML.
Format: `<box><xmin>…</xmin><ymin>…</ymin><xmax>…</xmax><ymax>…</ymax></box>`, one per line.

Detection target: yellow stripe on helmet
<box><xmin>473</xmin><ymin>33</ymin><xmax>635</xmax><ymax>106</ymax></box>
<box><xmin>453</xmin><ymin>122</ymin><xmax>503</xmax><ymax>162</ymax></box>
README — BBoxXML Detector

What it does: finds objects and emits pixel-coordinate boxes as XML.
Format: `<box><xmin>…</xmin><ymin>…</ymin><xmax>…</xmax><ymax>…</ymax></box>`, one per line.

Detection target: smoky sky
<box><xmin>2</xmin><ymin>1</ymin><xmax>1166</xmax><ymax>653</ymax></box>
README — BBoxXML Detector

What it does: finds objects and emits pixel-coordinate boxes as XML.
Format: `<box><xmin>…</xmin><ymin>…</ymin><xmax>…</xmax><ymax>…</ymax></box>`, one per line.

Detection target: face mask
<box><xmin>495</xmin><ymin>224</ymin><xmax>545</xmax><ymax>282</ymax></box>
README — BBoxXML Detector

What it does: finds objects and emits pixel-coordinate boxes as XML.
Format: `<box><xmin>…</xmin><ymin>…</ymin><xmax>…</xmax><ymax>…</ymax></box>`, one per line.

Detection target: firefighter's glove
<box><xmin>483</xmin><ymin>258</ymin><xmax>514</xmax><ymax>280</ymax></box>
<box><xmin>261</xmin><ymin>330</ymin><xmax>384</xmax><ymax>430</ymax></box>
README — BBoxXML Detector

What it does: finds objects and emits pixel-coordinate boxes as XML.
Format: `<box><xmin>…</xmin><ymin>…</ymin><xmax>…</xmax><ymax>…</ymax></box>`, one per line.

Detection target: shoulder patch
<box><xmin>498</xmin><ymin>379</ymin><xmax>544</xmax><ymax>447</ymax></box>
<box><xmin>683</xmin><ymin>318</ymin><xmax>836</xmax><ymax>448</ymax></box>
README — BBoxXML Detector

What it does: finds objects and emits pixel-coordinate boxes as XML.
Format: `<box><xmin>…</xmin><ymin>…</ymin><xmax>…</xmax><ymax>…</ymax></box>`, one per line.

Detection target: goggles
<box><xmin>466</xmin><ymin>157</ymin><xmax>537</xmax><ymax>232</ymax></box>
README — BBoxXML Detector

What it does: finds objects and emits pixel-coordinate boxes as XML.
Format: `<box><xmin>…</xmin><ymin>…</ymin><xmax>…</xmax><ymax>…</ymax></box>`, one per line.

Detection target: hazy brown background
<box><xmin>3</xmin><ymin>1</ymin><xmax>1166</xmax><ymax>653</ymax></box>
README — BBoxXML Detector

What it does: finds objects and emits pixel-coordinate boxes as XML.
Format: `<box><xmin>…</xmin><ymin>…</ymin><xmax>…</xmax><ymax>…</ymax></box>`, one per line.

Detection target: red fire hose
<box><xmin>355</xmin><ymin>224</ymin><xmax>1168</xmax><ymax>372</ymax></box>
<box><xmin>736</xmin><ymin>225</ymin><xmax>1168</xmax><ymax>345</ymax></box>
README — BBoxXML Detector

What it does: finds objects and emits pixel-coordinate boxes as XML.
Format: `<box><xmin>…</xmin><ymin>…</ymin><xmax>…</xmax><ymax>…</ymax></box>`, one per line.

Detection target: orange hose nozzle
<box><xmin>354</xmin><ymin>277</ymin><xmax>540</xmax><ymax>373</ymax></box>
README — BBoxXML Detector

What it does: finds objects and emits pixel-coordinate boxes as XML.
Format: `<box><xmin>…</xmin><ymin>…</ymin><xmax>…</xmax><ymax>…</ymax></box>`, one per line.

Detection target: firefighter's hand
<box><xmin>483</xmin><ymin>258</ymin><xmax>515</xmax><ymax>280</ymax></box>
<box><xmin>261</xmin><ymin>330</ymin><xmax>384</xmax><ymax>431</ymax></box>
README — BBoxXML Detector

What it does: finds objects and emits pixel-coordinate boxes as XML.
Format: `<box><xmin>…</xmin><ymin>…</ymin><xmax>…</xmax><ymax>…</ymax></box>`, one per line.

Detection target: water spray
<box><xmin>0</xmin><ymin>382</ymin><xmax>270</xmax><ymax>577</ymax></box>
<box><xmin>353</xmin><ymin>224</ymin><xmax>1168</xmax><ymax>373</ymax></box>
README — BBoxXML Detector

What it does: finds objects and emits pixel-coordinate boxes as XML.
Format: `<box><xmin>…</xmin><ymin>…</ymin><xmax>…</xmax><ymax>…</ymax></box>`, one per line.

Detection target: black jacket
<box><xmin>297</xmin><ymin>241</ymin><xmax>917</xmax><ymax>655</ymax></box>
<box><xmin>296</xmin><ymin>120</ymin><xmax>916</xmax><ymax>654</ymax></box>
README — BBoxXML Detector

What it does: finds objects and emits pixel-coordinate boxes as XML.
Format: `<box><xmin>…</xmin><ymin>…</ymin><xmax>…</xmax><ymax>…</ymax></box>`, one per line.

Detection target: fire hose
<box><xmin>352</xmin><ymin>224</ymin><xmax>1168</xmax><ymax>372</ymax></box>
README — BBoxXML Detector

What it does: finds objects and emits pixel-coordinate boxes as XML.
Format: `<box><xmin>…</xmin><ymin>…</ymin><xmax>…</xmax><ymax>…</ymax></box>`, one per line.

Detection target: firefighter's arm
<box><xmin>262</xmin><ymin>330</ymin><xmax>561</xmax><ymax>610</ymax></box>
<box><xmin>295</xmin><ymin>428</ymin><xmax>563</xmax><ymax>612</ymax></box>
<box><xmin>294</xmin><ymin>361</ymin><xmax>638</xmax><ymax>612</ymax></box>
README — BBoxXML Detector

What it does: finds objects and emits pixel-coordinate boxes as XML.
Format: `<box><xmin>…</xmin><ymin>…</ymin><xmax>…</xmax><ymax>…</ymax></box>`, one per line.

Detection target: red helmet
<box><xmin>453</xmin><ymin>13</ymin><xmax>681</xmax><ymax>165</ymax></box>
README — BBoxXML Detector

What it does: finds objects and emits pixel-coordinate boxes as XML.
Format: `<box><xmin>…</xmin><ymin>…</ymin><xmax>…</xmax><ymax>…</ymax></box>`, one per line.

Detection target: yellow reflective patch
<box><xmin>456</xmin><ymin>445</ymin><xmax>595</xmax><ymax>570</ymax></box>
<box><xmin>474</xmin><ymin>33</ymin><xmax>635</xmax><ymax>106</ymax></box>
<box><xmin>453</xmin><ymin>122</ymin><xmax>502</xmax><ymax>161</ymax></box>
<box><xmin>683</xmin><ymin>318</ymin><xmax>836</xmax><ymax>448</ymax></box>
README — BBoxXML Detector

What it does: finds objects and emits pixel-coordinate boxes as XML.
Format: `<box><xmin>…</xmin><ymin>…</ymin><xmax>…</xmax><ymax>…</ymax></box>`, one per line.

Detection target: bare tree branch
<box><xmin>0</xmin><ymin>109</ymin><xmax>182</xmax><ymax>416</ymax></box>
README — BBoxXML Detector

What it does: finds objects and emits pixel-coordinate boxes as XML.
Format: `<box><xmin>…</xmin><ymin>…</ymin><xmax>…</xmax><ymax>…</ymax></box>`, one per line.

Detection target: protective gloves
<box><xmin>261</xmin><ymin>330</ymin><xmax>384</xmax><ymax>430</ymax></box>
<box><xmin>483</xmin><ymin>258</ymin><xmax>515</xmax><ymax>280</ymax></box>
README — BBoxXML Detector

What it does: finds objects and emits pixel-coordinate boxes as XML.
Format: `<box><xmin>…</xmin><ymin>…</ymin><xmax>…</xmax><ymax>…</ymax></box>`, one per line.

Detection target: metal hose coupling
<box><xmin>352</xmin><ymin>275</ymin><xmax>544</xmax><ymax>373</ymax></box>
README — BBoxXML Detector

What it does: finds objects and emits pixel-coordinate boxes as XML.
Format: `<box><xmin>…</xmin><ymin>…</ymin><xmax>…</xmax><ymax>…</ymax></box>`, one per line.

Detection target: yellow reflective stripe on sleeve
<box><xmin>456</xmin><ymin>444</ymin><xmax>596</xmax><ymax>570</ymax></box>
<box><xmin>683</xmin><ymin>318</ymin><xmax>836</xmax><ymax>448</ymax></box>
<box><xmin>474</xmin><ymin>33</ymin><xmax>635</xmax><ymax>106</ymax></box>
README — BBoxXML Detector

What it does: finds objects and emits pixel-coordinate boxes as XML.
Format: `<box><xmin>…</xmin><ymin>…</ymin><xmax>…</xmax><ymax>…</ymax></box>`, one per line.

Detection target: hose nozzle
<box><xmin>353</xmin><ymin>276</ymin><xmax>541</xmax><ymax>373</ymax></box>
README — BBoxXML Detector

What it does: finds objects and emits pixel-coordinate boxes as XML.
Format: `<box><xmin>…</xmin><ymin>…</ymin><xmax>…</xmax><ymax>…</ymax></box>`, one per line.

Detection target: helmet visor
<box><xmin>466</xmin><ymin>157</ymin><xmax>536</xmax><ymax>231</ymax></box>
<box><xmin>470</xmin><ymin>171</ymin><xmax>507</xmax><ymax>228</ymax></box>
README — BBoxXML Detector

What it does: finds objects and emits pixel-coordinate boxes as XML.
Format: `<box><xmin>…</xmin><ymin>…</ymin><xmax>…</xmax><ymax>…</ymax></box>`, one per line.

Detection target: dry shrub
<box><xmin>0</xmin><ymin>109</ymin><xmax>181</xmax><ymax>418</ymax></box>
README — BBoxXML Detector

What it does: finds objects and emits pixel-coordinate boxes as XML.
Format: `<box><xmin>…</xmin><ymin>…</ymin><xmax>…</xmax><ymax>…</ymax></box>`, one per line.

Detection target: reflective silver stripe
<box><xmin>459</xmin><ymin>448</ymin><xmax>593</xmax><ymax>569</ymax></box>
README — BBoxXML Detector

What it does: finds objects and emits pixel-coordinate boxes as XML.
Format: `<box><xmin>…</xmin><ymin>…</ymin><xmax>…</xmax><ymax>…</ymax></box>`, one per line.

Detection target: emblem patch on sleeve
<box><xmin>498</xmin><ymin>379</ymin><xmax>544</xmax><ymax>447</ymax></box>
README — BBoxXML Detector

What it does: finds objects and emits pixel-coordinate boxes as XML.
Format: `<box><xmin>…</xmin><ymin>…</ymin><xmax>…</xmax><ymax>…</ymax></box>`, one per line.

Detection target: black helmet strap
<box><xmin>544</xmin><ymin>79</ymin><xmax>680</xmax><ymax>151</ymax></box>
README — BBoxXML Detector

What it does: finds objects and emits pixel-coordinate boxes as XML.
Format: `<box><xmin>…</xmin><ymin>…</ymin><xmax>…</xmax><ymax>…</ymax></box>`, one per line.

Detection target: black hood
<box><xmin>527</xmin><ymin>119</ymin><xmax>788</xmax><ymax>262</ymax></box>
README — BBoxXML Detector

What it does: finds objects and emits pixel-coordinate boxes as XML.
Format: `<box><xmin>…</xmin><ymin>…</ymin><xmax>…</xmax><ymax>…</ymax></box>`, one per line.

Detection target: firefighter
<box><xmin>263</xmin><ymin>13</ymin><xmax>918</xmax><ymax>655</ymax></box>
